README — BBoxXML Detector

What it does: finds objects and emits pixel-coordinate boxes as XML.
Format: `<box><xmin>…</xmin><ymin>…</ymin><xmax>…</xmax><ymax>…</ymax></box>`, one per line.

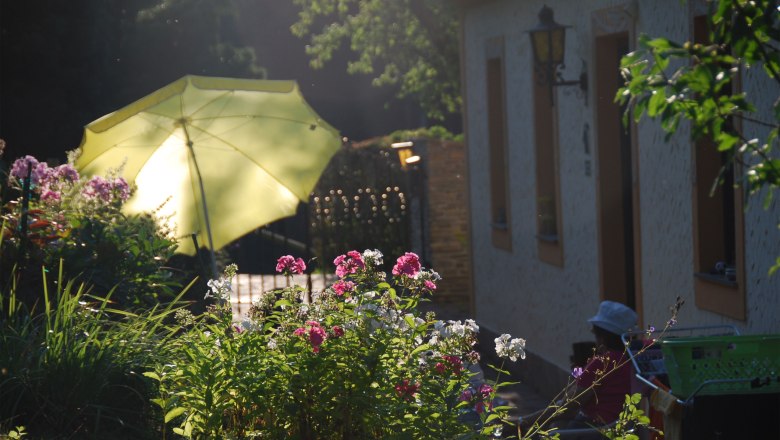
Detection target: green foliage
<box><xmin>1</xmin><ymin>156</ymin><xmax>179</xmax><ymax>308</ymax></box>
<box><xmin>616</xmin><ymin>0</ymin><xmax>780</xmax><ymax>273</ymax></box>
<box><xmin>150</xmin><ymin>251</ymin><xmax>506</xmax><ymax>438</ymax></box>
<box><xmin>0</xmin><ymin>264</ymin><xmax>191</xmax><ymax>439</ymax></box>
<box><xmin>291</xmin><ymin>0</ymin><xmax>461</xmax><ymax>120</ymax></box>
<box><xmin>603</xmin><ymin>393</ymin><xmax>656</xmax><ymax>440</ymax></box>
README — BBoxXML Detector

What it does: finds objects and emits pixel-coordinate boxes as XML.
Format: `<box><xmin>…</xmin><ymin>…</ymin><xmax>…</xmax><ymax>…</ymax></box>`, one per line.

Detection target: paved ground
<box><xmin>229</xmin><ymin>275</ymin><xmax>550</xmax><ymax>419</ymax></box>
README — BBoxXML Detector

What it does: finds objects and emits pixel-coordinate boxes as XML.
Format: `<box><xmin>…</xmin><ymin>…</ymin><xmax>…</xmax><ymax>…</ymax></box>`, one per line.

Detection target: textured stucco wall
<box><xmin>463</xmin><ymin>0</ymin><xmax>780</xmax><ymax>379</ymax></box>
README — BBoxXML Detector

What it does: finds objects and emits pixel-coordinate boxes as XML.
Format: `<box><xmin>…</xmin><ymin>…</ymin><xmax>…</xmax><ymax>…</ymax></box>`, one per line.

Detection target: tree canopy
<box><xmin>617</xmin><ymin>0</ymin><xmax>780</xmax><ymax>273</ymax></box>
<box><xmin>290</xmin><ymin>0</ymin><xmax>461</xmax><ymax>121</ymax></box>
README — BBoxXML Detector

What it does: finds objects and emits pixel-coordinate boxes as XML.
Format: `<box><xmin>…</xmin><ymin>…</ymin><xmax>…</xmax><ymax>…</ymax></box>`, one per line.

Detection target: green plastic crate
<box><xmin>661</xmin><ymin>334</ymin><xmax>780</xmax><ymax>398</ymax></box>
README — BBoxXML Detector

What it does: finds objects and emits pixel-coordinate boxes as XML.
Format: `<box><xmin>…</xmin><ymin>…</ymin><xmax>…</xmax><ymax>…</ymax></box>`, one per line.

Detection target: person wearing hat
<box><xmin>518</xmin><ymin>300</ymin><xmax>638</xmax><ymax>438</ymax></box>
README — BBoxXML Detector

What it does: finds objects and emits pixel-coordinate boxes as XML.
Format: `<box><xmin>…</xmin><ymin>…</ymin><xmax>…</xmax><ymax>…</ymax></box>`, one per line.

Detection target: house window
<box><xmin>691</xmin><ymin>15</ymin><xmax>745</xmax><ymax>319</ymax></box>
<box><xmin>486</xmin><ymin>37</ymin><xmax>511</xmax><ymax>251</ymax></box>
<box><xmin>533</xmin><ymin>65</ymin><xmax>563</xmax><ymax>265</ymax></box>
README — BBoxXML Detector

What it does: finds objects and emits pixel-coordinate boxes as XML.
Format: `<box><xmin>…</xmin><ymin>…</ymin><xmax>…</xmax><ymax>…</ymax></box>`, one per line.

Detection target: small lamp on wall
<box><xmin>391</xmin><ymin>141</ymin><xmax>419</xmax><ymax>169</ymax></box>
<box><xmin>528</xmin><ymin>5</ymin><xmax>588</xmax><ymax>104</ymax></box>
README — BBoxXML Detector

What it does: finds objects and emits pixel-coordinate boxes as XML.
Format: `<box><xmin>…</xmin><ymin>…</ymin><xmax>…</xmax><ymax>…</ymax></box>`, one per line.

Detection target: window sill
<box><xmin>695</xmin><ymin>272</ymin><xmax>737</xmax><ymax>289</ymax></box>
<box><xmin>491</xmin><ymin>222</ymin><xmax>508</xmax><ymax>231</ymax></box>
<box><xmin>536</xmin><ymin>233</ymin><xmax>559</xmax><ymax>244</ymax></box>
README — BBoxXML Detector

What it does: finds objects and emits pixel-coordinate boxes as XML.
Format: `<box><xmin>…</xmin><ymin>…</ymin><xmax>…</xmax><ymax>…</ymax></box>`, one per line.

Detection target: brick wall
<box><xmin>425</xmin><ymin>139</ymin><xmax>472</xmax><ymax>305</ymax></box>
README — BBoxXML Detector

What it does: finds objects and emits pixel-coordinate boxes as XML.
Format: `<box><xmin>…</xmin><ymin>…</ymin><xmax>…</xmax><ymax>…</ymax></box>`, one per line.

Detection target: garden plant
<box><xmin>0</xmin><ymin>154</ymin><xmax>659</xmax><ymax>439</ymax></box>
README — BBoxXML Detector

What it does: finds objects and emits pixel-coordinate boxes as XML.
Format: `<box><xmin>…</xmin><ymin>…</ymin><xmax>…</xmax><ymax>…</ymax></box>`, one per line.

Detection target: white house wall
<box><xmin>464</xmin><ymin>0</ymin><xmax>780</xmax><ymax>374</ymax></box>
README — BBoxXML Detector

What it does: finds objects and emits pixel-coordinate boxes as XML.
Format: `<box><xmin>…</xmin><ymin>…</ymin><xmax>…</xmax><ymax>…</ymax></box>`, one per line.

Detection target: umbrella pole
<box><xmin>186</xmin><ymin>138</ymin><xmax>219</xmax><ymax>280</ymax></box>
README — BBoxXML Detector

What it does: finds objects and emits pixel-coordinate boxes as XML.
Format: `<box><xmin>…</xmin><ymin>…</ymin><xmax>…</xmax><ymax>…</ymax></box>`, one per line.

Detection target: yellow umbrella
<box><xmin>76</xmin><ymin>75</ymin><xmax>341</xmax><ymax>276</ymax></box>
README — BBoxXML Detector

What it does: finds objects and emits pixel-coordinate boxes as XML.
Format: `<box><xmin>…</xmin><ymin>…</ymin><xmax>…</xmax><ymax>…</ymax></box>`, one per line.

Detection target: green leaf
<box><xmin>165</xmin><ymin>407</ymin><xmax>187</xmax><ymax>423</ymax></box>
<box><xmin>647</xmin><ymin>90</ymin><xmax>667</xmax><ymax>117</ymax></box>
<box><xmin>142</xmin><ymin>371</ymin><xmax>161</xmax><ymax>381</ymax></box>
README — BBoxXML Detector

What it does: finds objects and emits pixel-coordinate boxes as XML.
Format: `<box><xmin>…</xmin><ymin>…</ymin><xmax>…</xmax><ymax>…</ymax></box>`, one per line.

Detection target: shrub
<box><xmin>149</xmin><ymin>250</ymin><xmax>513</xmax><ymax>438</ymax></box>
<box><xmin>1</xmin><ymin>155</ymin><xmax>179</xmax><ymax>308</ymax></box>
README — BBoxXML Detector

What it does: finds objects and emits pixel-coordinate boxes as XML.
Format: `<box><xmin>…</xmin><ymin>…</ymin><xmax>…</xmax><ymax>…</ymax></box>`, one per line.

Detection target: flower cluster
<box><xmin>429</xmin><ymin>319</ymin><xmax>479</xmax><ymax>348</ymax></box>
<box><xmin>394</xmin><ymin>379</ymin><xmax>420</xmax><ymax>401</ymax></box>
<box><xmin>392</xmin><ymin>252</ymin><xmax>421</xmax><ymax>277</ymax></box>
<box><xmin>390</xmin><ymin>251</ymin><xmax>441</xmax><ymax>292</ymax></box>
<box><xmin>275</xmin><ymin>255</ymin><xmax>306</xmax><ymax>276</ymax></box>
<box><xmin>293</xmin><ymin>320</ymin><xmax>329</xmax><ymax>353</ymax></box>
<box><xmin>434</xmin><ymin>355</ymin><xmax>464</xmax><ymax>376</ymax></box>
<box><xmin>334</xmin><ymin>250</ymin><xmax>365</xmax><ymax>278</ymax></box>
<box><xmin>9</xmin><ymin>156</ymin><xmax>132</xmax><ymax>206</ymax></box>
<box><xmin>332</xmin><ymin>280</ymin><xmax>355</xmax><ymax>296</ymax></box>
<box><xmin>459</xmin><ymin>383</ymin><xmax>494</xmax><ymax>414</ymax></box>
<box><xmin>204</xmin><ymin>264</ymin><xmax>237</xmax><ymax>301</ymax></box>
<box><xmin>82</xmin><ymin>175</ymin><xmax>131</xmax><ymax>204</ymax></box>
<box><xmin>494</xmin><ymin>333</ymin><xmax>527</xmax><ymax>362</ymax></box>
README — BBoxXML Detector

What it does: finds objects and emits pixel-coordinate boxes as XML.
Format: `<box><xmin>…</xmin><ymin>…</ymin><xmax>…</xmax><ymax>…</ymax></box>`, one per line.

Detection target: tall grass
<box><xmin>0</xmin><ymin>261</ymin><xmax>192</xmax><ymax>439</ymax></box>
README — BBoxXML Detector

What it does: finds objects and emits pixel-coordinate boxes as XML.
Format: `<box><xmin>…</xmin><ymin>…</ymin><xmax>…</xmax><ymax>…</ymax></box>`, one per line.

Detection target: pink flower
<box><xmin>434</xmin><ymin>362</ymin><xmax>446</xmax><ymax>374</ymax></box>
<box><xmin>40</xmin><ymin>189</ymin><xmax>61</xmax><ymax>203</ymax></box>
<box><xmin>443</xmin><ymin>355</ymin><xmax>463</xmax><ymax>375</ymax></box>
<box><xmin>331</xmin><ymin>325</ymin><xmax>344</xmax><ymax>337</ymax></box>
<box><xmin>333</xmin><ymin>250</ymin><xmax>365</xmax><ymax>278</ymax></box>
<box><xmin>50</xmin><ymin>164</ymin><xmax>80</xmax><ymax>182</ymax></box>
<box><xmin>424</xmin><ymin>280</ymin><xmax>437</xmax><ymax>291</ymax></box>
<box><xmin>83</xmin><ymin>176</ymin><xmax>112</xmax><ymax>201</ymax></box>
<box><xmin>475</xmin><ymin>400</ymin><xmax>494</xmax><ymax>414</ymax></box>
<box><xmin>309</xmin><ymin>325</ymin><xmax>326</xmax><ymax>349</ymax></box>
<box><xmin>11</xmin><ymin>156</ymin><xmax>51</xmax><ymax>187</ymax></box>
<box><xmin>333</xmin><ymin>280</ymin><xmax>355</xmax><ymax>296</ymax></box>
<box><xmin>478</xmin><ymin>383</ymin><xmax>494</xmax><ymax>398</ymax></box>
<box><xmin>392</xmin><ymin>252</ymin><xmax>421</xmax><ymax>278</ymax></box>
<box><xmin>459</xmin><ymin>388</ymin><xmax>474</xmax><ymax>402</ymax></box>
<box><xmin>294</xmin><ymin>321</ymin><xmax>327</xmax><ymax>352</ymax></box>
<box><xmin>394</xmin><ymin>379</ymin><xmax>420</xmax><ymax>401</ymax></box>
<box><xmin>113</xmin><ymin>177</ymin><xmax>130</xmax><ymax>201</ymax></box>
<box><xmin>276</xmin><ymin>255</ymin><xmax>306</xmax><ymax>275</ymax></box>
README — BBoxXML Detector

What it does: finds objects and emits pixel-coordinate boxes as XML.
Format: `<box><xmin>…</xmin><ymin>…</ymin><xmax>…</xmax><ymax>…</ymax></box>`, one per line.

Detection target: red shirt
<box><xmin>575</xmin><ymin>349</ymin><xmax>632</xmax><ymax>425</ymax></box>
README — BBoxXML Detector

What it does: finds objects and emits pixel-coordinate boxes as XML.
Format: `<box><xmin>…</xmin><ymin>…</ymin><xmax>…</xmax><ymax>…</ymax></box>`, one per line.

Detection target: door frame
<box><xmin>591</xmin><ymin>4</ymin><xmax>644</xmax><ymax>326</ymax></box>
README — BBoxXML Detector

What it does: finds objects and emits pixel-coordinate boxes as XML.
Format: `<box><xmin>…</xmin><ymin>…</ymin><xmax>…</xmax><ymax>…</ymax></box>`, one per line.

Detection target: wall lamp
<box><xmin>528</xmin><ymin>5</ymin><xmax>588</xmax><ymax>105</ymax></box>
<box><xmin>391</xmin><ymin>141</ymin><xmax>418</xmax><ymax>168</ymax></box>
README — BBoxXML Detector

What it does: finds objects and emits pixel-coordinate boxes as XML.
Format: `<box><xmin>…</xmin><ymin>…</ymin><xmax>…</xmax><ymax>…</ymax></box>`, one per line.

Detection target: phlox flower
<box><xmin>331</xmin><ymin>325</ymin><xmax>344</xmax><ymax>337</ymax></box>
<box><xmin>494</xmin><ymin>333</ymin><xmax>526</xmax><ymax>362</ymax></box>
<box><xmin>434</xmin><ymin>355</ymin><xmax>463</xmax><ymax>375</ymax></box>
<box><xmin>294</xmin><ymin>321</ymin><xmax>327</xmax><ymax>353</ymax></box>
<box><xmin>332</xmin><ymin>280</ymin><xmax>355</xmax><ymax>296</ymax></box>
<box><xmin>424</xmin><ymin>280</ymin><xmax>437</xmax><ymax>291</ymax></box>
<box><xmin>334</xmin><ymin>250</ymin><xmax>365</xmax><ymax>278</ymax></box>
<box><xmin>205</xmin><ymin>277</ymin><xmax>232</xmax><ymax>300</ymax></box>
<box><xmin>49</xmin><ymin>163</ymin><xmax>80</xmax><ymax>182</ymax></box>
<box><xmin>392</xmin><ymin>252</ymin><xmax>421</xmax><ymax>278</ymax></box>
<box><xmin>40</xmin><ymin>189</ymin><xmax>61</xmax><ymax>202</ymax></box>
<box><xmin>276</xmin><ymin>255</ymin><xmax>306</xmax><ymax>275</ymax></box>
<box><xmin>362</xmin><ymin>249</ymin><xmax>383</xmax><ymax>266</ymax></box>
<box><xmin>10</xmin><ymin>156</ymin><xmax>48</xmax><ymax>186</ymax></box>
<box><xmin>394</xmin><ymin>379</ymin><xmax>420</xmax><ymax>401</ymax></box>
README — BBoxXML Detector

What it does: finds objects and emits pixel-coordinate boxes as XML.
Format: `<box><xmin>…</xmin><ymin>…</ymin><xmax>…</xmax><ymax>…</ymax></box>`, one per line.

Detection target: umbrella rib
<box><xmin>185</xmin><ymin>123</ymin><xmax>303</xmax><ymax>199</ymax></box>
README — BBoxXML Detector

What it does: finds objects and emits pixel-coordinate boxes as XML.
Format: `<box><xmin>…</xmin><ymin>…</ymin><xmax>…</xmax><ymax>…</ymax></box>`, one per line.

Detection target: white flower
<box><xmin>465</xmin><ymin>319</ymin><xmax>479</xmax><ymax>333</ymax></box>
<box><xmin>362</xmin><ymin>249</ymin><xmax>383</xmax><ymax>266</ymax></box>
<box><xmin>267</xmin><ymin>338</ymin><xmax>278</xmax><ymax>350</ymax></box>
<box><xmin>495</xmin><ymin>333</ymin><xmax>526</xmax><ymax>362</ymax></box>
<box><xmin>205</xmin><ymin>277</ymin><xmax>232</xmax><ymax>300</ymax></box>
<box><xmin>447</xmin><ymin>320</ymin><xmax>467</xmax><ymax>337</ymax></box>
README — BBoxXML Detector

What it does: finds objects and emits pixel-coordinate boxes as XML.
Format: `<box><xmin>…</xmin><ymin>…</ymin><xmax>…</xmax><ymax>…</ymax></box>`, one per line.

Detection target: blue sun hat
<box><xmin>588</xmin><ymin>301</ymin><xmax>637</xmax><ymax>336</ymax></box>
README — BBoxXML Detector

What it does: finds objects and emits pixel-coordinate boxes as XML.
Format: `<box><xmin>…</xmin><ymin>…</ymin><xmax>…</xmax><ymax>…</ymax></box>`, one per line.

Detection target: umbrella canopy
<box><xmin>76</xmin><ymin>75</ymin><xmax>341</xmax><ymax>269</ymax></box>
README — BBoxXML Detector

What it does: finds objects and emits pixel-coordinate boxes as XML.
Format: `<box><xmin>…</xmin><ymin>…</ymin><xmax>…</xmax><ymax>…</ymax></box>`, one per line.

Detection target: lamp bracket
<box><xmin>535</xmin><ymin>60</ymin><xmax>589</xmax><ymax>106</ymax></box>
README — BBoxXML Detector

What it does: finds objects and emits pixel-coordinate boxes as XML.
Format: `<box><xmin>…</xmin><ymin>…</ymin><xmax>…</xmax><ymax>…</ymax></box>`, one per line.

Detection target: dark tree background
<box><xmin>0</xmin><ymin>0</ymin><xmax>265</xmax><ymax>163</ymax></box>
